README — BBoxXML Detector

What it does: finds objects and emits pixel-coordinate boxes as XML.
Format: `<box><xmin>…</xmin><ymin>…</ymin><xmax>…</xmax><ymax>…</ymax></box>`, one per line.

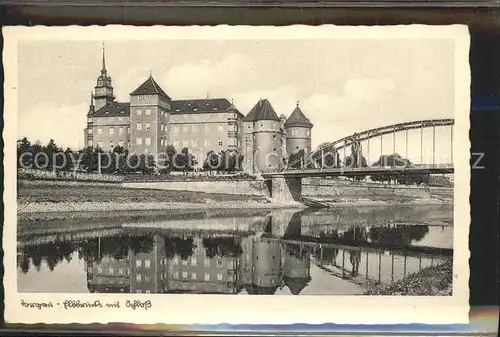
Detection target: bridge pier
<box><xmin>267</xmin><ymin>176</ymin><xmax>303</xmax><ymax>202</ymax></box>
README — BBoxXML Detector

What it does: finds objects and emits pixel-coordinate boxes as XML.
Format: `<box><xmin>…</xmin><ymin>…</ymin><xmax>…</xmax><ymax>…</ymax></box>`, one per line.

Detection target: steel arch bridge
<box><xmin>280</xmin><ymin>118</ymin><xmax>454</xmax><ymax>177</ymax></box>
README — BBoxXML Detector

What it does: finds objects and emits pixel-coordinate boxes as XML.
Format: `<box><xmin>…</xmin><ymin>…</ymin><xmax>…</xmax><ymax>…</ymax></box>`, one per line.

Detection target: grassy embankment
<box><xmin>17</xmin><ymin>180</ymin><xmax>286</xmax><ymax>219</ymax></box>
<box><xmin>364</xmin><ymin>258</ymin><xmax>453</xmax><ymax>296</ymax></box>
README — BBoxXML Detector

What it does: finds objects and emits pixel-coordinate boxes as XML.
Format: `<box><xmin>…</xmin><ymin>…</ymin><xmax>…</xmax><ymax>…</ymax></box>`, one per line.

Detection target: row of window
<box><xmin>134</xmin><ymin>271</ymin><xmax>234</xmax><ymax>283</ymax></box>
<box><xmin>244</xmin><ymin>134</ymin><xmax>279</xmax><ymax>141</ymax></box>
<box><xmin>89</xmin><ymin>140</ymin><xmax>128</xmax><ymax>148</ymax></box>
<box><xmin>96</xmin><ymin>266</ymin><xmax>128</xmax><ymax>275</ymax></box>
<box><xmin>171</xmin><ymin>139</ymin><xmax>224</xmax><ymax>149</ymax></box>
<box><xmin>171</xmin><ymin>124</ymin><xmax>225</xmax><ymax>134</ymax></box>
<box><xmin>92</xmin><ymin>126</ymin><xmax>130</xmax><ymax>135</ymax></box>
<box><xmin>88</xmin><ymin>116</ymin><xmax>127</xmax><ymax>123</ymax></box>
<box><xmin>137</xmin><ymin>258</ymin><xmax>236</xmax><ymax>269</ymax></box>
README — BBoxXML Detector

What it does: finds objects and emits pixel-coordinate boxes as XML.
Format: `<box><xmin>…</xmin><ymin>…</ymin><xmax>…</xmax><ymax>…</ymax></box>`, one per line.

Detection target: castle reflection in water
<box><xmin>17</xmin><ymin>206</ymin><xmax>453</xmax><ymax>295</ymax></box>
<box><xmin>86</xmin><ymin>234</ymin><xmax>311</xmax><ymax>295</ymax></box>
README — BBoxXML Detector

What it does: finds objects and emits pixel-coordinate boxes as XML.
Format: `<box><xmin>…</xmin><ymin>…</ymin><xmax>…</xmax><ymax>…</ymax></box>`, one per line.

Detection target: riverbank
<box><xmin>17</xmin><ymin>180</ymin><xmax>452</xmax><ymax>219</ymax></box>
<box><xmin>364</xmin><ymin>258</ymin><xmax>453</xmax><ymax>296</ymax></box>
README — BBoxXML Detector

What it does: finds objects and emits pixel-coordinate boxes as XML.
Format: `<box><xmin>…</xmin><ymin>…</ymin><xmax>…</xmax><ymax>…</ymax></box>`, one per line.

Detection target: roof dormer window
<box><xmin>175</xmin><ymin>109</ymin><xmax>180</xmax><ymax>112</ymax></box>
<box><xmin>213</xmin><ymin>107</ymin><xmax>218</xmax><ymax>111</ymax></box>
<box><xmin>193</xmin><ymin>108</ymin><xmax>198</xmax><ymax>111</ymax></box>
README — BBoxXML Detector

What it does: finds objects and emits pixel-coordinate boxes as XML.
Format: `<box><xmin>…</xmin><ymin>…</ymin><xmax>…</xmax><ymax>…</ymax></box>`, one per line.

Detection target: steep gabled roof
<box><xmin>170</xmin><ymin>98</ymin><xmax>231</xmax><ymax>113</ymax></box>
<box><xmin>130</xmin><ymin>75</ymin><xmax>171</xmax><ymax>99</ymax></box>
<box><xmin>243</xmin><ymin>99</ymin><xmax>280</xmax><ymax>122</ymax></box>
<box><xmin>284</xmin><ymin>105</ymin><xmax>313</xmax><ymax>128</ymax></box>
<box><xmin>93</xmin><ymin>102</ymin><xmax>130</xmax><ymax>117</ymax></box>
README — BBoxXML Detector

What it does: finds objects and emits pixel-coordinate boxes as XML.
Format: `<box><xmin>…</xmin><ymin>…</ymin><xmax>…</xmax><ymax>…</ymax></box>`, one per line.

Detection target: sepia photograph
<box><xmin>3</xmin><ymin>25</ymin><xmax>470</xmax><ymax>324</ymax></box>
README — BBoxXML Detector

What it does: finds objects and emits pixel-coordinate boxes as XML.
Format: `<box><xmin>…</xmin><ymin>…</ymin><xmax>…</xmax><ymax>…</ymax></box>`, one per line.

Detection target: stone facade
<box><xmin>84</xmin><ymin>48</ymin><xmax>312</xmax><ymax>171</ymax></box>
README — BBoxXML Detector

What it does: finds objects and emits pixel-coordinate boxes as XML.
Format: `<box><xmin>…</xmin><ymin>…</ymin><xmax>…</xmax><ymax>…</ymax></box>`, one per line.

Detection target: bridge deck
<box><xmin>263</xmin><ymin>164</ymin><xmax>454</xmax><ymax>178</ymax></box>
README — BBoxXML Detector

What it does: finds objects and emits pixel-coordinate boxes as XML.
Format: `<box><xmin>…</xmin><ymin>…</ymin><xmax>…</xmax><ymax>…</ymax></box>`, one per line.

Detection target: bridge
<box><xmin>261</xmin><ymin>119</ymin><xmax>454</xmax><ymax>201</ymax></box>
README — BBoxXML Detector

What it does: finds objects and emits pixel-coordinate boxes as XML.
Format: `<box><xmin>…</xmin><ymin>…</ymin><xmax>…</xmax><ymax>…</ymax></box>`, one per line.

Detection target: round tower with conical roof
<box><xmin>284</xmin><ymin>102</ymin><xmax>313</xmax><ymax>156</ymax></box>
<box><xmin>242</xmin><ymin>99</ymin><xmax>283</xmax><ymax>173</ymax></box>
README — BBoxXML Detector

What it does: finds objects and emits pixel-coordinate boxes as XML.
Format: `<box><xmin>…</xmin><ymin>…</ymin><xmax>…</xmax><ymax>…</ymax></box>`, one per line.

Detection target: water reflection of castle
<box><xmin>86</xmin><ymin>235</ymin><xmax>311</xmax><ymax>295</ymax></box>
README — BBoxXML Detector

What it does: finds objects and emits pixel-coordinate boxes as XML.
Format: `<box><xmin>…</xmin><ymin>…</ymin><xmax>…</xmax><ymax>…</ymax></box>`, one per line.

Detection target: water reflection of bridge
<box><xmin>18</xmin><ymin>206</ymin><xmax>452</xmax><ymax>294</ymax></box>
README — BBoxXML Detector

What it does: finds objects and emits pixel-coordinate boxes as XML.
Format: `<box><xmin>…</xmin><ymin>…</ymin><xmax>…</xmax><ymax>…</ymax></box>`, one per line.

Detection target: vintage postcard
<box><xmin>3</xmin><ymin>25</ymin><xmax>470</xmax><ymax>325</ymax></box>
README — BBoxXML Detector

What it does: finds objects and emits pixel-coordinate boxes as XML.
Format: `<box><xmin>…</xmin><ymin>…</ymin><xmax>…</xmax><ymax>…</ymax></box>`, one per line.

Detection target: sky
<box><xmin>18</xmin><ymin>37</ymin><xmax>456</xmax><ymax>164</ymax></box>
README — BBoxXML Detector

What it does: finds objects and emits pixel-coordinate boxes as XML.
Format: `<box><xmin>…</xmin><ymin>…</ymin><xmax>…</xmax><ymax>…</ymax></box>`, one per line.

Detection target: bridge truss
<box><xmin>285</xmin><ymin>119</ymin><xmax>454</xmax><ymax>171</ymax></box>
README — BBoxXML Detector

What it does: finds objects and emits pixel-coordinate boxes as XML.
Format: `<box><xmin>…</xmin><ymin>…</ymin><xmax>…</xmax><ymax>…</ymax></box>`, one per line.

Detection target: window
<box><xmin>118</xmin><ymin>268</ymin><xmax>124</xmax><ymax>275</ymax></box>
<box><xmin>260</xmin><ymin>122</ymin><xmax>264</xmax><ymax>127</ymax></box>
<box><xmin>109</xmin><ymin>127</ymin><xmax>114</xmax><ymax>135</ymax></box>
<box><xmin>182</xmin><ymin>140</ymin><xmax>188</xmax><ymax>148</ymax></box>
<box><xmin>145</xmin><ymin>275</ymin><xmax>151</xmax><ymax>282</ymax></box>
<box><xmin>145</xmin><ymin>123</ymin><xmax>151</xmax><ymax>131</ymax></box>
<box><xmin>292</xmin><ymin>130</ymin><xmax>297</xmax><ymax>136</ymax></box>
<box><xmin>273</xmin><ymin>123</ymin><xmax>277</xmax><ymax>128</ymax></box>
<box><xmin>218</xmin><ymin>124</ymin><xmax>224</xmax><ymax>132</ymax></box>
<box><xmin>136</xmin><ymin>274</ymin><xmax>141</xmax><ymax>282</ymax></box>
<box><xmin>145</xmin><ymin>290</ymin><xmax>151</xmax><ymax>294</ymax></box>
<box><xmin>137</xmin><ymin>109</ymin><xmax>142</xmax><ymax>116</ymax></box>
<box><xmin>87</xmin><ymin>118</ymin><xmax>93</xmax><ymax>123</ymax></box>
<box><xmin>273</xmin><ymin>148</ymin><xmax>276</xmax><ymax>152</ymax></box>
<box><xmin>127</xmin><ymin>127</ymin><xmax>130</xmax><ymax>134</ymax></box>
<box><xmin>182</xmin><ymin>259</ymin><xmax>188</xmax><ymax>266</ymax></box>
<box><xmin>192</xmin><ymin>125</ymin><xmax>197</xmax><ymax>132</ymax></box>
<box><xmin>145</xmin><ymin>109</ymin><xmax>151</xmax><ymax>115</ymax></box>
<box><xmin>88</xmin><ymin>129</ymin><xmax>93</xmax><ymax>134</ymax></box>
<box><xmin>191</xmin><ymin>257</ymin><xmax>197</xmax><ymax>266</ymax></box>
<box><xmin>97</xmin><ymin>128</ymin><xmax>103</xmax><ymax>135</ymax></box>
<box><xmin>204</xmin><ymin>259</ymin><xmax>210</xmax><ymax>268</ymax></box>
<box><xmin>88</xmin><ymin>140</ymin><xmax>93</xmax><ymax>147</ymax></box>
<box><xmin>173</xmin><ymin>256</ymin><xmax>179</xmax><ymax>265</ymax></box>
<box><xmin>217</xmin><ymin>273</ymin><xmax>223</xmax><ymax>281</ymax></box>
<box><xmin>205</xmin><ymin>125</ymin><xmax>210</xmax><ymax>132</ymax></box>
<box><xmin>136</xmin><ymin>260</ymin><xmax>142</xmax><ymax>268</ymax></box>
<box><xmin>109</xmin><ymin>268</ymin><xmax>114</xmax><ymax>275</ymax></box>
<box><xmin>145</xmin><ymin>137</ymin><xmax>151</xmax><ymax>145</ymax></box>
<box><xmin>161</xmin><ymin>111</ymin><xmax>164</xmax><ymax>116</ymax></box>
<box><xmin>136</xmin><ymin>289</ymin><xmax>142</xmax><ymax>293</ymax></box>
<box><xmin>307</xmin><ymin>130</ymin><xmax>311</xmax><ymax>136</ymax></box>
<box><xmin>137</xmin><ymin>122</ymin><xmax>142</xmax><ymax>131</ymax></box>
<box><xmin>191</xmin><ymin>272</ymin><xmax>197</xmax><ymax>280</ymax></box>
<box><xmin>173</xmin><ymin>126</ymin><xmax>179</xmax><ymax>133</ymax></box>
<box><xmin>118</xmin><ymin>140</ymin><xmax>124</xmax><ymax>147</ymax></box>
<box><xmin>218</xmin><ymin>141</ymin><xmax>223</xmax><ymax>147</ymax></box>
<box><xmin>182</xmin><ymin>271</ymin><xmax>188</xmax><ymax>279</ymax></box>
<box><xmin>204</xmin><ymin>273</ymin><xmax>210</xmax><ymax>281</ymax></box>
<box><xmin>160</xmin><ymin>124</ymin><xmax>164</xmax><ymax>131</ymax></box>
<box><xmin>183</xmin><ymin>125</ymin><xmax>189</xmax><ymax>133</ymax></box>
<box><xmin>173</xmin><ymin>140</ymin><xmax>179</xmax><ymax>148</ymax></box>
<box><xmin>119</xmin><ymin>127</ymin><xmax>124</xmax><ymax>134</ymax></box>
<box><xmin>273</xmin><ymin>135</ymin><xmax>276</xmax><ymax>140</ymax></box>
<box><xmin>228</xmin><ymin>275</ymin><xmax>234</xmax><ymax>282</ymax></box>
<box><xmin>97</xmin><ymin>266</ymin><xmax>103</xmax><ymax>273</ymax></box>
<box><xmin>205</xmin><ymin>139</ymin><xmax>211</xmax><ymax>147</ymax></box>
<box><xmin>97</xmin><ymin>141</ymin><xmax>103</xmax><ymax>148</ymax></box>
<box><xmin>174</xmin><ymin>271</ymin><xmax>179</xmax><ymax>279</ymax></box>
<box><xmin>136</xmin><ymin>138</ymin><xmax>142</xmax><ymax>145</ymax></box>
<box><xmin>217</xmin><ymin>259</ymin><xmax>223</xmax><ymax>267</ymax></box>
<box><xmin>228</xmin><ymin>260</ymin><xmax>234</xmax><ymax>269</ymax></box>
<box><xmin>109</xmin><ymin>141</ymin><xmax>114</xmax><ymax>147</ymax></box>
<box><xmin>160</xmin><ymin>138</ymin><xmax>164</xmax><ymax>146</ymax></box>
<box><xmin>144</xmin><ymin>259</ymin><xmax>151</xmax><ymax>268</ymax></box>
<box><xmin>191</xmin><ymin>139</ymin><xmax>197</xmax><ymax>147</ymax></box>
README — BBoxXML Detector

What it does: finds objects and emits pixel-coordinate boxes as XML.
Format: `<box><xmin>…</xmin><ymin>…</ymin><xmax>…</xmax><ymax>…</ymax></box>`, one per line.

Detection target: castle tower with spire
<box><xmin>284</xmin><ymin>102</ymin><xmax>313</xmax><ymax>156</ymax></box>
<box><xmin>93</xmin><ymin>44</ymin><xmax>115</xmax><ymax>111</ymax></box>
<box><xmin>242</xmin><ymin>99</ymin><xmax>283</xmax><ymax>174</ymax></box>
<box><xmin>84</xmin><ymin>92</ymin><xmax>95</xmax><ymax>147</ymax></box>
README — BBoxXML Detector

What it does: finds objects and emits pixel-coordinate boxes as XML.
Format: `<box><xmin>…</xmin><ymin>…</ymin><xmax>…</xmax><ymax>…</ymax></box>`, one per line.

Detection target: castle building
<box><xmin>84</xmin><ymin>47</ymin><xmax>313</xmax><ymax>172</ymax></box>
<box><xmin>84</xmin><ymin>47</ymin><xmax>244</xmax><ymax>163</ymax></box>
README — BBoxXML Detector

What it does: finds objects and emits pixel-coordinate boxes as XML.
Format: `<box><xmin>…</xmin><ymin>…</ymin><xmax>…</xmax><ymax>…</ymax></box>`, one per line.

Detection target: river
<box><xmin>17</xmin><ymin>204</ymin><xmax>453</xmax><ymax>295</ymax></box>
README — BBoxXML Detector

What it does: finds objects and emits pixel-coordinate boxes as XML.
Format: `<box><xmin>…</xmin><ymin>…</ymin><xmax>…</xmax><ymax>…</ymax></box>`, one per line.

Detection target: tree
<box><xmin>17</xmin><ymin>137</ymin><xmax>33</xmax><ymax>168</ymax></box>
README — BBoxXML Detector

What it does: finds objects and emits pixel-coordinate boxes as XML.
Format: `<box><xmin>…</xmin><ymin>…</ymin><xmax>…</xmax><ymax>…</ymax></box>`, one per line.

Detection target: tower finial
<box><xmin>149</xmin><ymin>70</ymin><xmax>152</xmax><ymax>77</ymax></box>
<box><xmin>297</xmin><ymin>100</ymin><xmax>299</xmax><ymax>107</ymax></box>
<box><xmin>90</xmin><ymin>91</ymin><xmax>94</xmax><ymax>106</ymax></box>
<box><xmin>102</xmin><ymin>42</ymin><xmax>106</xmax><ymax>72</ymax></box>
